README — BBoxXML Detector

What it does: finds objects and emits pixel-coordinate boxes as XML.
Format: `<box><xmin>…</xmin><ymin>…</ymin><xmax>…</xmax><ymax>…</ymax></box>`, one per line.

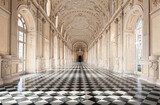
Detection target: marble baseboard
<box><xmin>2</xmin><ymin>73</ymin><xmax>20</xmax><ymax>84</ymax></box>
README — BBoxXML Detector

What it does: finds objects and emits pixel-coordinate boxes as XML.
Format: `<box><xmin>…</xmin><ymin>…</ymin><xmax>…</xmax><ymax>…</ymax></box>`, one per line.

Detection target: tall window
<box><xmin>46</xmin><ymin>0</ymin><xmax>51</xmax><ymax>16</ymax></box>
<box><xmin>17</xmin><ymin>14</ymin><xmax>27</xmax><ymax>72</ymax></box>
<box><xmin>135</xmin><ymin>18</ymin><xmax>143</xmax><ymax>72</ymax></box>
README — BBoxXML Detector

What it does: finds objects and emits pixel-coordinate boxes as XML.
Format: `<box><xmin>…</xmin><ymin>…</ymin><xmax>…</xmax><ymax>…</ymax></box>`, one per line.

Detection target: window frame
<box><xmin>135</xmin><ymin>18</ymin><xmax>143</xmax><ymax>72</ymax></box>
<box><xmin>17</xmin><ymin>14</ymin><xmax>27</xmax><ymax>72</ymax></box>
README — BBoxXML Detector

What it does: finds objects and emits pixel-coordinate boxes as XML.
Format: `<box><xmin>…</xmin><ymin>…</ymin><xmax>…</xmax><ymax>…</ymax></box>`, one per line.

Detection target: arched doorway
<box><xmin>17</xmin><ymin>5</ymin><xmax>36</xmax><ymax>73</ymax></box>
<box><xmin>77</xmin><ymin>52</ymin><xmax>84</xmax><ymax>62</ymax></box>
<box><xmin>77</xmin><ymin>55</ymin><xmax>83</xmax><ymax>62</ymax></box>
<box><xmin>124</xmin><ymin>5</ymin><xmax>143</xmax><ymax>74</ymax></box>
<box><xmin>73</xmin><ymin>41</ymin><xmax>87</xmax><ymax>62</ymax></box>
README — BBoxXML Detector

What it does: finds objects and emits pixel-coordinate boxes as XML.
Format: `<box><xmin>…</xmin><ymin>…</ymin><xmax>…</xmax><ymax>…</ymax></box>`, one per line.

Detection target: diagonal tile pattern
<box><xmin>0</xmin><ymin>63</ymin><xmax>160</xmax><ymax>105</ymax></box>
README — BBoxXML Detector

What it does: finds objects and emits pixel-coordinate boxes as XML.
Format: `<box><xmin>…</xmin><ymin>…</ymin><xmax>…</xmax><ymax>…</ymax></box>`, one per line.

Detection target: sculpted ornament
<box><xmin>153</xmin><ymin>0</ymin><xmax>160</xmax><ymax>6</ymax></box>
<box><xmin>149</xmin><ymin>56</ymin><xmax>159</xmax><ymax>72</ymax></box>
<box><xmin>0</xmin><ymin>0</ymin><xmax>5</xmax><ymax>5</ymax></box>
<box><xmin>1</xmin><ymin>59</ymin><xmax>11</xmax><ymax>73</ymax></box>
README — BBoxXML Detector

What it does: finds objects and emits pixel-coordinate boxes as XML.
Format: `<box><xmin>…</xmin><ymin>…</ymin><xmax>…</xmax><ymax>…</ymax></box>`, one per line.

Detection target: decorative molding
<box><xmin>148</xmin><ymin>55</ymin><xmax>159</xmax><ymax>80</ymax></box>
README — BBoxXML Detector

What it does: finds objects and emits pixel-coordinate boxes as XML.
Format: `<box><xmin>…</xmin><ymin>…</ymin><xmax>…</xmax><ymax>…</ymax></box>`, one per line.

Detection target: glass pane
<box><xmin>19</xmin><ymin>42</ymin><xmax>24</xmax><ymax>59</ymax></box>
<box><xmin>135</xmin><ymin>18</ymin><xmax>143</xmax><ymax>72</ymax></box>
<box><xmin>19</xmin><ymin>31</ymin><xmax>24</xmax><ymax>42</ymax></box>
<box><xmin>24</xmin><ymin>33</ymin><xmax>26</xmax><ymax>42</ymax></box>
<box><xmin>18</xmin><ymin>63</ymin><xmax>23</xmax><ymax>72</ymax></box>
<box><xmin>21</xmin><ymin>17</ymin><xmax>25</xmax><ymax>23</ymax></box>
<box><xmin>17</xmin><ymin>14</ymin><xmax>27</xmax><ymax>72</ymax></box>
<box><xmin>18</xmin><ymin>19</ymin><xmax>23</xmax><ymax>28</ymax></box>
<box><xmin>18</xmin><ymin>14</ymin><xmax>21</xmax><ymax>18</ymax></box>
<box><xmin>24</xmin><ymin>24</ymin><xmax>26</xmax><ymax>29</ymax></box>
<box><xmin>23</xmin><ymin>61</ymin><xmax>26</xmax><ymax>71</ymax></box>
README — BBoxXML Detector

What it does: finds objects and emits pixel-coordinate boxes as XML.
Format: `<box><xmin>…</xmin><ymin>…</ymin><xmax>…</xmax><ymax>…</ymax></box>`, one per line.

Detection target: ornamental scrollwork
<box><xmin>1</xmin><ymin>59</ymin><xmax>11</xmax><ymax>72</ymax></box>
<box><xmin>149</xmin><ymin>59</ymin><xmax>159</xmax><ymax>71</ymax></box>
<box><xmin>152</xmin><ymin>0</ymin><xmax>160</xmax><ymax>6</ymax></box>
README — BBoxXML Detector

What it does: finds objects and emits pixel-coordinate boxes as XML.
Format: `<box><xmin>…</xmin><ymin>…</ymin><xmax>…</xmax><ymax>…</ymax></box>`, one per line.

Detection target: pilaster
<box><xmin>147</xmin><ymin>55</ymin><xmax>159</xmax><ymax>84</ymax></box>
<box><xmin>0</xmin><ymin>56</ymin><xmax>3</xmax><ymax>84</ymax></box>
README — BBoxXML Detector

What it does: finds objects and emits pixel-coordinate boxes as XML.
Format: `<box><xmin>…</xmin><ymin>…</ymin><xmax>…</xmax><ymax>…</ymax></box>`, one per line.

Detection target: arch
<box><xmin>124</xmin><ymin>5</ymin><xmax>143</xmax><ymax>74</ymax></box>
<box><xmin>18</xmin><ymin>5</ymin><xmax>36</xmax><ymax>32</ymax></box>
<box><xmin>73</xmin><ymin>41</ymin><xmax>88</xmax><ymax>48</ymax></box>
<box><xmin>124</xmin><ymin>5</ymin><xmax>143</xmax><ymax>32</ymax></box>
<box><xmin>73</xmin><ymin>41</ymin><xmax>88</xmax><ymax>62</ymax></box>
<box><xmin>17</xmin><ymin>5</ymin><xmax>37</xmax><ymax>73</ymax></box>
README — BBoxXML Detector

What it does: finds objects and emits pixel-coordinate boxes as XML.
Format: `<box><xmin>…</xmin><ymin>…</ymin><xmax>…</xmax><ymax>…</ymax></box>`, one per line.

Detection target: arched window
<box><xmin>135</xmin><ymin>18</ymin><xmax>143</xmax><ymax>72</ymax></box>
<box><xmin>46</xmin><ymin>0</ymin><xmax>51</xmax><ymax>16</ymax></box>
<box><xmin>17</xmin><ymin>14</ymin><xmax>27</xmax><ymax>72</ymax></box>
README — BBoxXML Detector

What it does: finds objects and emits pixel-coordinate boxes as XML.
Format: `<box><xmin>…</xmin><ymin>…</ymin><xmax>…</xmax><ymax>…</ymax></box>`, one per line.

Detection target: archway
<box><xmin>17</xmin><ymin>5</ymin><xmax>36</xmax><ymax>73</ymax></box>
<box><xmin>77</xmin><ymin>55</ymin><xmax>83</xmax><ymax>62</ymax></box>
<box><xmin>124</xmin><ymin>5</ymin><xmax>143</xmax><ymax>74</ymax></box>
<box><xmin>76</xmin><ymin>49</ymin><xmax>84</xmax><ymax>62</ymax></box>
<box><xmin>73</xmin><ymin>41</ymin><xmax>88</xmax><ymax>62</ymax></box>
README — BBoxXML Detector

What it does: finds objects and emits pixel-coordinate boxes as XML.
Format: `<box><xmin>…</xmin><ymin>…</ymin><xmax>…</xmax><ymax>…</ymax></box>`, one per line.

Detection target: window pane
<box><xmin>21</xmin><ymin>18</ymin><xmax>25</xmax><ymax>23</ymax></box>
<box><xmin>18</xmin><ymin>14</ymin><xmax>21</xmax><ymax>18</ymax></box>
<box><xmin>24</xmin><ymin>33</ymin><xmax>26</xmax><ymax>42</ymax></box>
<box><xmin>18</xmin><ymin>19</ymin><xmax>23</xmax><ymax>28</ymax></box>
<box><xmin>19</xmin><ymin>42</ymin><xmax>24</xmax><ymax>59</ymax></box>
<box><xmin>135</xmin><ymin>18</ymin><xmax>143</xmax><ymax>72</ymax></box>
<box><xmin>18</xmin><ymin>63</ymin><xmax>23</xmax><ymax>72</ymax></box>
<box><xmin>17</xmin><ymin>14</ymin><xmax>27</xmax><ymax>72</ymax></box>
<box><xmin>24</xmin><ymin>24</ymin><xmax>26</xmax><ymax>29</ymax></box>
<box><xmin>19</xmin><ymin>31</ymin><xmax>24</xmax><ymax>42</ymax></box>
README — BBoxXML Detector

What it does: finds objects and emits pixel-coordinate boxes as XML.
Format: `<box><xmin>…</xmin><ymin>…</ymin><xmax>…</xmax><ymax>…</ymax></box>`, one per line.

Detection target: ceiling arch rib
<box><xmin>51</xmin><ymin>0</ymin><xmax>109</xmax><ymax>48</ymax></box>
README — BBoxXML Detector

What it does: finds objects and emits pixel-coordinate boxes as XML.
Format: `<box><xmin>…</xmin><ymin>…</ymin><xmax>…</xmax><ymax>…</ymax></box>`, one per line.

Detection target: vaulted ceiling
<box><xmin>51</xmin><ymin>0</ymin><xmax>109</xmax><ymax>48</ymax></box>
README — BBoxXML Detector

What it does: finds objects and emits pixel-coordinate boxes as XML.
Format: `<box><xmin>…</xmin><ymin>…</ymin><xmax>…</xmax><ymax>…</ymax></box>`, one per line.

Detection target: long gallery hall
<box><xmin>0</xmin><ymin>0</ymin><xmax>160</xmax><ymax>105</ymax></box>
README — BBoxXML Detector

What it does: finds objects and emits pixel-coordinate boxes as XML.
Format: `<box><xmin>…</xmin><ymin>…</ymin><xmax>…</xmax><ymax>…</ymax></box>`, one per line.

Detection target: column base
<box><xmin>156</xmin><ymin>79</ymin><xmax>160</xmax><ymax>86</ymax></box>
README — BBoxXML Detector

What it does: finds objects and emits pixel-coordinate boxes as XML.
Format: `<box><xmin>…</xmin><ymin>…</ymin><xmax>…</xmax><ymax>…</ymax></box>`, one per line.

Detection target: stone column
<box><xmin>97</xmin><ymin>39</ymin><xmax>100</xmax><ymax>67</ymax></box>
<box><xmin>114</xmin><ymin>18</ymin><xmax>119</xmax><ymax>72</ymax></box>
<box><xmin>0</xmin><ymin>56</ymin><xmax>3</xmax><ymax>84</ymax></box>
<box><xmin>54</xmin><ymin>35</ymin><xmax>58</xmax><ymax>68</ymax></box>
<box><xmin>106</xmin><ymin>29</ymin><xmax>110</xmax><ymax>70</ymax></box>
<box><xmin>61</xmin><ymin>41</ymin><xmax>64</xmax><ymax>66</ymax></box>
<box><xmin>142</xmin><ymin>0</ymin><xmax>150</xmax><ymax>78</ymax></box>
<box><xmin>57</xmin><ymin>37</ymin><xmax>60</xmax><ymax>67</ymax></box>
<box><xmin>118</xmin><ymin>10</ymin><xmax>124</xmax><ymax>73</ymax></box>
<box><xmin>158</xmin><ymin>57</ymin><xmax>160</xmax><ymax>84</ymax></box>
<box><xmin>99</xmin><ymin>36</ymin><xmax>102</xmax><ymax>67</ymax></box>
<box><xmin>95</xmin><ymin>41</ymin><xmax>98</xmax><ymax>66</ymax></box>
<box><xmin>11</xmin><ymin>0</ymin><xmax>18</xmax><ymax>56</ymax></box>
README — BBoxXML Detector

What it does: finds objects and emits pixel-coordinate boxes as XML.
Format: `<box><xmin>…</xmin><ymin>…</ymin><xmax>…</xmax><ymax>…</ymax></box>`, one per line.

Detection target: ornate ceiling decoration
<box><xmin>73</xmin><ymin>41</ymin><xmax>88</xmax><ymax>52</ymax></box>
<box><xmin>51</xmin><ymin>0</ymin><xmax>109</xmax><ymax>47</ymax></box>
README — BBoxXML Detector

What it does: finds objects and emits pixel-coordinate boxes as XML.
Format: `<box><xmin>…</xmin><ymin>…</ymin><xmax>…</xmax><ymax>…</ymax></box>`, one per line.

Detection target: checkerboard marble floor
<box><xmin>0</xmin><ymin>63</ymin><xmax>160</xmax><ymax>105</ymax></box>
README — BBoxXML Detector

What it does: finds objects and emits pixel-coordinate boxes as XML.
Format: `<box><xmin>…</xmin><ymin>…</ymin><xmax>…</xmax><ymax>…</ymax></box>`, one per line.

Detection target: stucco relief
<box><xmin>148</xmin><ymin>56</ymin><xmax>159</xmax><ymax>79</ymax></box>
<box><xmin>0</xmin><ymin>0</ymin><xmax>5</xmax><ymax>5</ymax></box>
<box><xmin>1</xmin><ymin>58</ymin><xmax>11</xmax><ymax>76</ymax></box>
<box><xmin>149</xmin><ymin>58</ymin><xmax>158</xmax><ymax>71</ymax></box>
<box><xmin>36</xmin><ymin>57</ymin><xmax>46</xmax><ymax>71</ymax></box>
<box><xmin>152</xmin><ymin>0</ymin><xmax>160</xmax><ymax>6</ymax></box>
<box><xmin>158</xmin><ymin>57</ymin><xmax>160</xmax><ymax>79</ymax></box>
<box><xmin>151</xmin><ymin>0</ymin><xmax>160</xmax><ymax>11</ymax></box>
<box><xmin>0</xmin><ymin>0</ymin><xmax>9</xmax><ymax>10</ymax></box>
